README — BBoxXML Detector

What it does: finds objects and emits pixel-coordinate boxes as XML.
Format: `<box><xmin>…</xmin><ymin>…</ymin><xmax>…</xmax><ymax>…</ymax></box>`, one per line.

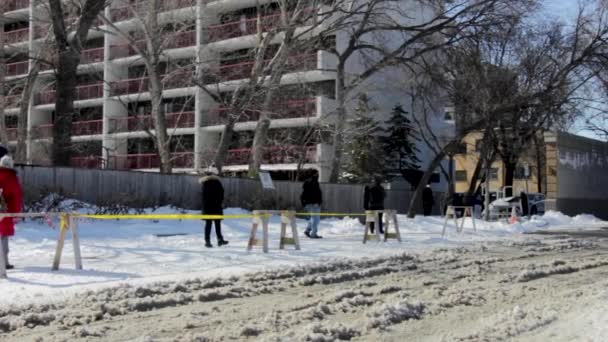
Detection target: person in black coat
<box><xmin>200</xmin><ymin>173</ymin><xmax>228</xmax><ymax>248</ymax></box>
<box><xmin>301</xmin><ymin>171</ymin><xmax>322</xmax><ymax>238</ymax></box>
<box><xmin>364</xmin><ymin>177</ymin><xmax>386</xmax><ymax>234</ymax></box>
<box><xmin>422</xmin><ymin>184</ymin><xmax>434</xmax><ymax>216</ymax></box>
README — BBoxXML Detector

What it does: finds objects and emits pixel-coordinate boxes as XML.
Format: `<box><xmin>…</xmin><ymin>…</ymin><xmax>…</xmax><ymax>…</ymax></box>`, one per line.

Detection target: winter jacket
<box><xmin>0</xmin><ymin>168</ymin><xmax>23</xmax><ymax>237</ymax></box>
<box><xmin>422</xmin><ymin>187</ymin><xmax>434</xmax><ymax>206</ymax></box>
<box><xmin>199</xmin><ymin>176</ymin><xmax>224</xmax><ymax>216</ymax></box>
<box><xmin>301</xmin><ymin>178</ymin><xmax>322</xmax><ymax>207</ymax></box>
<box><xmin>364</xmin><ymin>184</ymin><xmax>385</xmax><ymax>210</ymax></box>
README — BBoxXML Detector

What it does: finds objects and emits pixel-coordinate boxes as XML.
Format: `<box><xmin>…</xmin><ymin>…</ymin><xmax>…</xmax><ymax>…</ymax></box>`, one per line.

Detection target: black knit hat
<box><xmin>0</xmin><ymin>145</ymin><xmax>7</xmax><ymax>159</ymax></box>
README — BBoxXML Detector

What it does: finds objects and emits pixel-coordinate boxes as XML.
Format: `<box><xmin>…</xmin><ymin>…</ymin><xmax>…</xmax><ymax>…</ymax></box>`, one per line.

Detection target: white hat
<box><xmin>0</xmin><ymin>155</ymin><xmax>14</xmax><ymax>169</ymax></box>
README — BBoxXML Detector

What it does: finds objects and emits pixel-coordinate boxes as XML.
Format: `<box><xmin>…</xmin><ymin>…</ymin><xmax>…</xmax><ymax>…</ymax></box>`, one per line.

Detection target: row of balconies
<box><xmin>25</xmin><ymin>53</ymin><xmax>318</xmax><ymax>104</ymax></box>
<box><xmin>4</xmin><ymin>98</ymin><xmax>318</xmax><ymax>140</ymax></box>
<box><xmin>3</xmin><ymin>0</ymin><xmax>29</xmax><ymax>12</ymax></box>
<box><xmin>4</xmin><ymin>7</ymin><xmax>305</xmax><ymax>49</ymax></box>
<box><xmin>69</xmin><ymin>145</ymin><xmax>318</xmax><ymax>170</ymax></box>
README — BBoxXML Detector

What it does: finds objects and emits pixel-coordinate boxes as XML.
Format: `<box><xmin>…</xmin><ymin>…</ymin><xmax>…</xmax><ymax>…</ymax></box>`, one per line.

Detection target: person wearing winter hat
<box><xmin>0</xmin><ymin>146</ymin><xmax>23</xmax><ymax>270</ymax></box>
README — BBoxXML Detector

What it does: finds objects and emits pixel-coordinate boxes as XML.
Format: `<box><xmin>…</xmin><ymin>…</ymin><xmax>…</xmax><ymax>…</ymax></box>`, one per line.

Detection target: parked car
<box><xmin>485</xmin><ymin>189</ymin><xmax>546</xmax><ymax>220</ymax></box>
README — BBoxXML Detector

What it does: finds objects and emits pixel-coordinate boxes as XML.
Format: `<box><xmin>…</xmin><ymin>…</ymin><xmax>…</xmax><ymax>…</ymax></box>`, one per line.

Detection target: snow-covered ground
<box><xmin>1</xmin><ymin>202</ymin><xmax>604</xmax><ymax>306</ymax></box>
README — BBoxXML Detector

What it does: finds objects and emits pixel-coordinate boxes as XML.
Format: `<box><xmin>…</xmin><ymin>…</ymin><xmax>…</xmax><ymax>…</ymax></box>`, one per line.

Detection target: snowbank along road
<box><xmin>2</xmin><ymin>231</ymin><xmax>607</xmax><ymax>342</ymax></box>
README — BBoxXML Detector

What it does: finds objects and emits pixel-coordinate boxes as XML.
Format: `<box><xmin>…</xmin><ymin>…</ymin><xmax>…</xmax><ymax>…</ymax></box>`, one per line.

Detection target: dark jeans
<box><xmin>423</xmin><ymin>205</ymin><xmax>433</xmax><ymax>216</ymax></box>
<box><xmin>205</xmin><ymin>220</ymin><xmax>224</xmax><ymax>243</ymax></box>
<box><xmin>369</xmin><ymin>212</ymin><xmax>384</xmax><ymax>234</ymax></box>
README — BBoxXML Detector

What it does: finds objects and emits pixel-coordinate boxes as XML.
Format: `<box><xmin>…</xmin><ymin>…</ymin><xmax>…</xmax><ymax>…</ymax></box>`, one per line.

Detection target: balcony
<box><xmin>33</xmin><ymin>124</ymin><xmax>53</xmax><ymax>139</ymax></box>
<box><xmin>72</xmin><ymin>119</ymin><xmax>103</xmax><ymax>136</ymax></box>
<box><xmin>36</xmin><ymin>82</ymin><xmax>104</xmax><ymax>105</ymax></box>
<box><xmin>110</xmin><ymin>0</ymin><xmax>194</xmax><ymax>22</ymax></box>
<box><xmin>5</xmin><ymin>94</ymin><xmax>22</xmax><ymax>109</ymax></box>
<box><xmin>203</xmin><ymin>145</ymin><xmax>317</xmax><ymax>166</ymax></box>
<box><xmin>5</xmin><ymin>28</ymin><xmax>29</xmax><ymax>45</ymax></box>
<box><xmin>109</xmin><ymin>152</ymin><xmax>194</xmax><ymax>170</ymax></box>
<box><xmin>4</xmin><ymin>0</ymin><xmax>29</xmax><ymax>12</ymax></box>
<box><xmin>6</xmin><ymin>128</ymin><xmax>18</xmax><ymax>141</ymax></box>
<box><xmin>6</xmin><ymin>61</ymin><xmax>29</xmax><ymax>77</ymax></box>
<box><xmin>110</xmin><ymin>71</ymin><xmax>192</xmax><ymax>96</ymax></box>
<box><xmin>205</xmin><ymin>99</ymin><xmax>316</xmax><ymax>125</ymax></box>
<box><xmin>207</xmin><ymin>13</ymin><xmax>282</xmax><ymax>43</ymax></box>
<box><xmin>81</xmin><ymin>47</ymin><xmax>105</xmax><ymax>64</ymax></box>
<box><xmin>70</xmin><ymin>156</ymin><xmax>104</xmax><ymax>169</ymax></box>
<box><xmin>109</xmin><ymin>111</ymin><xmax>195</xmax><ymax>133</ymax></box>
<box><xmin>110</xmin><ymin>30</ymin><xmax>196</xmax><ymax>59</ymax></box>
<box><xmin>212</xmin><ymin>54</ymin><xmax>318</xmax><ymax>82</ymax></box>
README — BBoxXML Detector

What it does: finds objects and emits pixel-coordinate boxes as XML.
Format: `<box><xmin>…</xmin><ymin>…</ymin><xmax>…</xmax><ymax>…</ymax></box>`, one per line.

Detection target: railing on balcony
<box><xmin>6</xmin><ymin>61</ymin><xmax>29</xmax><ymax>77</ymax></box>
<box><xmin>207</xmin><ymin>12</ymin><xmax>282</xmax><ymax>43</ymax></box>
<box><xmin>33</xmin><ymin>124</ymin><xmax>53</xmax><ymax>139</ymax></box>
<box><xmin>212</xmin><ymin>54</ymin><xmax>318</xmax><ymax>82</ymax></box>
<box><xmin>110</xmin><ymin>30</ymin><xmax>196</xmax><ymax>59</ymax></box>
<box><xmin>6</xmin><ymin>128</ymin><xmax>18</xmax><ymax>141</ymax></box>
<box><xmin>37</xmin><ymin>82</ymin><xmax>104</xmax><ymax>104</ymax></box>
<box><xmin>110</xmin><ymin>0</ymin><xmax>194</xmax><ymax>22</ymax></box>
<box><xmin>72</xmin><ymin>119</ymin><xmax>103</xmax><ymax>136</ymax></box>
<box><xmin>5</xmin><ymin>28</ymin><xmax>29</xmax><ymax>45</ymax></box>
<box><xmin>109</xmin><ymin>111</ymin><xmax>195</xmax><ymax>133</ymax></box>
<box><xmin>81</xmin><ymin>47</ymin><xmax>105</xmax><ymax>64</ymax></box>
<box><xmin>205</xmin><ymin>99</ymin><xmax>316</xmax><ymax>125</ymax></box>
<box><xmin>202</xmin><ymin>145</ymin><xmax>317</xmax><ymax>166</ymax></box>
<box><xmin>40</xmin><ymin>47</ymin><xmax>105</xmax><ymax>71</ymax></box>
<box><xmin>110</xmin><ymin>71</ymin><xmax>192</xmax><ymax>96</ymax></box>
<box><xmin>110</xmin><ymin>152</ymin><xmax>194</xmax><ymax>170</ymax></box>
<box><xmin>5</xmin><ymin>94</ymin><xmax>22</xmax><ymax>109</ymax></box>
<box><xmin>4</xmin><ymin>0</ymin><xmax>29</xmax><ymax>12</ymax></box>
<box><xmin>70</xmin><ymin>156</ymin><xmax>104</xmax><ymax>169</ymax></box>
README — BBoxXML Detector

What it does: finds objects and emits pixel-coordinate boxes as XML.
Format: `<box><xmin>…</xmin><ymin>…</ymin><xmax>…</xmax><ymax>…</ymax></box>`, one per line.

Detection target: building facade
<box><xmin>2</xmin><ymin>0</ymin><xmax>452</xmax><ymax>183</ymax></box>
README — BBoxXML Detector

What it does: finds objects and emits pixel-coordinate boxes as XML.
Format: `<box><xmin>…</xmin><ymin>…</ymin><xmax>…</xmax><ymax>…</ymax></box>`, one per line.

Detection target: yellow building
<box><xmin>453</xmin><ymin>133</ymin><xmax>543</xmax><ymax>195</ymax></box>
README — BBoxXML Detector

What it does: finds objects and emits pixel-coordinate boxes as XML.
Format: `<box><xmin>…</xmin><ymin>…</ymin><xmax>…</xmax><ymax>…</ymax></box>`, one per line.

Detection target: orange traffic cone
<box><xmin>508</xmin><ymin>206</ymin><xmax>519</xmax><ymax>224</ymax></box>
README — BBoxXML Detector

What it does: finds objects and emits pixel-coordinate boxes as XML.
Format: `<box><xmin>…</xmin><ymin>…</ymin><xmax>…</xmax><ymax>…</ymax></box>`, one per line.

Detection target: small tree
<box><xmin>383</xmin><ymin>105</ymin><xmax>420</xmax><ymax>175</ymax></box>
<box><xmin>341</xmin><ymin>94</ymin><xmax>385</xmax><ymax>183</ymax></box>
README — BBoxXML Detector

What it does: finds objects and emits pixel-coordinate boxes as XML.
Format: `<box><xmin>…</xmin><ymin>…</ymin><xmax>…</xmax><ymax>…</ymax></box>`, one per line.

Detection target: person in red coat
<box><xmin>0</xmin><ymin>147</ymin><xmax>23</xmax><ymax>270</ymax></box>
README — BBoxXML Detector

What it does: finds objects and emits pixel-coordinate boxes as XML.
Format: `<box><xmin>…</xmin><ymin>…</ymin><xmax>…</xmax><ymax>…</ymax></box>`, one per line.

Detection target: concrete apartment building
<box><xmin>2</xmin><ymin>0</ymin><xmax>452</xmax><ymax>183</ymax></box>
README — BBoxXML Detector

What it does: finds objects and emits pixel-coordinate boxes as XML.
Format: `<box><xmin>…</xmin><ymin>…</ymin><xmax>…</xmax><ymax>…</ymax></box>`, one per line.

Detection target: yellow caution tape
<box><xmin>294</xmin><ymin>213</ymin><xmax>369</xmax><ymax>217</ymax></box>
<box><xmin>73</xmin><ymin>213</ymin><xmax>268</xmax><ymax>220</ymax></box>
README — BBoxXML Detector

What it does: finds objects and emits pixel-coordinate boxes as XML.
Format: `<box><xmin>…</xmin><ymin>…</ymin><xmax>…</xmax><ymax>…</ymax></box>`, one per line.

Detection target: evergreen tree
<box><xmin>383</xmin><ymin>105</ymin><xmax>421</xmax><ymax>173</ymax></box>
<box><xmin>341</xmin><ymin>94</ymin><xmax>386</xmax><ymax>183</ymax></box>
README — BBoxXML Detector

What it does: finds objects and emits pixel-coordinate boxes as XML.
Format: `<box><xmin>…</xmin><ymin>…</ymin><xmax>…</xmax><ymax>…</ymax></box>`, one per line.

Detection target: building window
<box><xmin>475</xmin><ymin>139</ymin><xmax>483</xmax><ymax>152</ymax></box>
<box><xmin>515</xmin><ymin>165</ymin><xmax>530</xmax><ymax>179</ymax></box>
<box><xmin>455</xmin><ymin>170</ymin><xmax>468</xmax><ymax>182</ymax></box>
<box><xmin>490</xmin><ymin>168</ymin><xmax>499</xmax><ymax>180</ymax></box>
<box><xmin>454</xmin><ymin>143</ymin><xmax>467</xmax><ymax>154</ymax></box>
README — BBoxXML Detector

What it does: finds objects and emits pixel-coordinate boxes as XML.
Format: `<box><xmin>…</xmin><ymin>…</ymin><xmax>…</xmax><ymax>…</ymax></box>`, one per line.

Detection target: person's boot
<box><xmin>205</xmin><ymin>242</ymin><xmax>213</xmax><ymax>248</ymax></box>
<box><xmin>218</xmin><ymin>240</ymin><xmax>229</xmax><ymax>247</ymax></box>
<box><xmin>304</xmin><ymin>230</ymin><xmax>311</xmax><ymax>238</ymax></box>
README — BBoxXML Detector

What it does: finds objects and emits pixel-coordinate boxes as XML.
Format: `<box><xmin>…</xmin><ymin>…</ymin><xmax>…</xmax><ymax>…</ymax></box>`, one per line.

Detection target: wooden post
<box><xmin>70</xmin><ymin>215</ymin><xmax>83</xmax><ymax>270</ymax></box>
<box><xmin>0</xmin><ymin>233</ymin><xmax>6</xmax><ymax>279</ymax></box>
<box><xmin>363</xmin><ymin>211</ymin><xmax>380</xmax><ymax>244</ymax></box>
<box><xmin>52</xmin><ymin>214</ymin><xmax>69</xmax><ymax>271</ymax></box>
<box><xmin>247</xmin><ymin>211</ymin><xmax>261</xmax><ymax>252</ymax></box>
<box><xmin>247</xmin><ymin>211</ymin><xmax>270</xmax><ymax>253</ymax></box>
<box><xmin>289</xmin><ymin>211</ymin><xmax>301</xmax><ymax>251</ymax></box>
<box><xmin>442</xmin><ymin>206</ymin><xmax>452</xmax><ymax>237</ymax></box>
<box><xmin>280</xmin><ymin>211</ymin><xmax>299</xmax><ymax>250</ymax></box>
<box><xmin>383</xmin><ymin>210</ymin><xmax>401</xmax><ymax>242</ymax></box>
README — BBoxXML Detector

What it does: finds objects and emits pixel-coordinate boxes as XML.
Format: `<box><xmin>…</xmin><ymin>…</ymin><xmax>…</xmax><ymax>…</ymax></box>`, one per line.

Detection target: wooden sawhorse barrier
<box><xmin>442</xmin><ymin>206</ymin><xmax>476</xmax><ymax>237</ymax></box>
<box><xmin>0</xmin><ymin>213</ymin><xmax>82</xmax><ymax>279</ymax></box>
<box><xmin>363</xmin><ymin>210</ymin><xmax>402</xmax><ymax>244</ymax></box>
<box><xmin>247</xmin><ymin>210</ymin><xmax>301</xmax><ymax>253</ymax></box>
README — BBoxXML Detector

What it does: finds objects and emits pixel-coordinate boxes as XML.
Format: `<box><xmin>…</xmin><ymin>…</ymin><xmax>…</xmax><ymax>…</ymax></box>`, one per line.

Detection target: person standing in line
<box><xmin>364</xmin><ymin>176</ymin><xmax>386</xmax><ymax>234</ymax></box>
<box><xmin>301</xmin><ymin>171</ymin><xmax>322</xmax><ymax>239</ymax></box>
<box><xmin>0</xmin><ymin>147</ymin><xmax>23</xmax><ymax>269</ymax></box>
<box><xmin>422</xmin><ymin>184</ymin><xmax>434</xmax><ymax>216</ymax></box>
<box><xmin>200</xmin><ymin>172</ymin><xmax>228</xmax><ymax>248</ymax></box>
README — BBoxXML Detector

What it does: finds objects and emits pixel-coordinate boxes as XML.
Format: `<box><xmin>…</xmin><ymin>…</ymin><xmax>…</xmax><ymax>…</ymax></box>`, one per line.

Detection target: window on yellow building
<box><xmin>455</xmin><ymin>170</ymin><xmax>467</xmax><ymax>182</ymax></box>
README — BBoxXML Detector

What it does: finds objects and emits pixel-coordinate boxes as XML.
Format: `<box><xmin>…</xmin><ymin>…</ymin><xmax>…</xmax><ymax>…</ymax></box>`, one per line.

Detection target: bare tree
<box><xmin>47</xmin><ymin>0</ymin><xmax>107</xmax><ymax>166</ymax></box>
<box><xmin>322</xmin><ymin>0</ymin><xmax>530</xmax><ymax>182</ymax></box>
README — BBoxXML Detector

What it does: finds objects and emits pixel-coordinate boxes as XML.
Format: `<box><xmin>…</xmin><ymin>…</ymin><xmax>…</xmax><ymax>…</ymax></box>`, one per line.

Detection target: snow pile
<box><xmin>367</xmin><ymin>300</ymin><xmax>426</xmax><ymax>329</ymax></box>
